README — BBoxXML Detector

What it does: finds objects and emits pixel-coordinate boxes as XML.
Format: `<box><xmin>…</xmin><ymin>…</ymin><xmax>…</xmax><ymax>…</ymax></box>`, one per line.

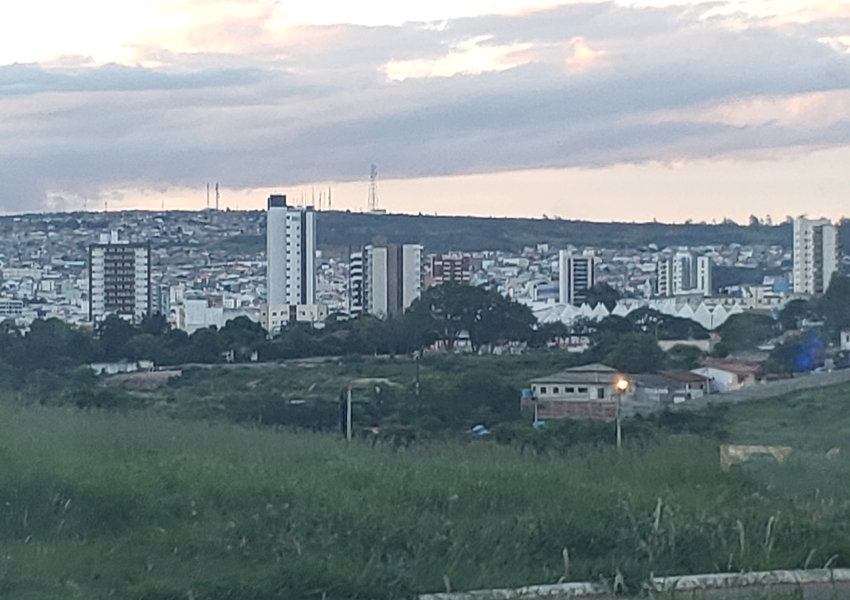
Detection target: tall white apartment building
<box><xmin>558</xmin><ymin>251</ymin><xmax>595</xmax><ymax>306</ymax></box>
<box><xmin>694</xmin><ymin>255</ymin><xmax>713</xmax><ymax>296</ymax></box>
<box><xmin>266</xmin><ymin>194</ymin><xmax>316</xmax><ymax>306</ymax></box>
<box><xmin>88</xmin><ymin>231</ymin><xmax>151</xmax><ymax>322</ymax></box>
<box><xmin>793</xmin><ymin>217</ymin><xmax>839</xmax><ymax>295</ymax></box>
<box><xmin>356</xmin><ymin>243</ymin><xmax>422</xmax><ymax>318</ymax></box>
<box><xmin>672</xmin><ymin>251</ymin><xmax>693</xmax><ymax>294</ymax></box>
<box><xmin>657</xmin><ymin>252</ymin><xmax>712</xmax><ymax>297</ymax></box>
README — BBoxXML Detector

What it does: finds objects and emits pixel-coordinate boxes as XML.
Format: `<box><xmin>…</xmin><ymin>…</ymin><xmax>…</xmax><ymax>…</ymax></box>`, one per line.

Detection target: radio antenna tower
<box><xmin>368</xmin><ymin>164</ymin><xmax>379</xmax><ymax>212</ymax></box>
<box><xmin>215</xmin><ymin>183</ymin><xmax>220</xmax><ymax>210</ymax></box>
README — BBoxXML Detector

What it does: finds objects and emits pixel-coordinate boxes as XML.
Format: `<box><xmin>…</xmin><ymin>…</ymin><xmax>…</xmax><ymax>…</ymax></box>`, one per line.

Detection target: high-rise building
<box><xmin>558</xmin><ymin>251</ymin><xmax>595</xmax><ymax>306</ymax></box>
<box><xmin>694</xmin><ymin>255</ymin><xmax>713</xmax><ymax>296</ymax></box>
<box><xmin>430</xmin><ymin>253</ymin><xmax>472</xmax><ymax>286</ymax></box>
<box><xmin>356</xmin><ymin>243</ymin><xmax>422</xmax><ymax>318</ymax></box>
<box><xmin>656</xmin><ymin>258</ymin><xmax>673</xmax><ymax>297</ymax></box>
<box><xmin>672</xmin><ymin>251</ymin><xmax>693</xmax><ymax>294</ymax></box>
<box><xmin>348</xmin><ymin>250</ymin><xmax>364</xmax><ymax>316</ymax></box>
<box><xmin>266</xmin><ymin>194</ymin><xmax>316</xmax><ymax>306</ymax></box>
<box><xmin>88</xmin><ymin>231</ymin><xmax>151</xmax><ymax>322</ymax></box>
<box><xmin>793</xmin><ymin>217</ymin><xmax>839</xmax><ymax>295</ymax></box>
<box><xmin>656</xmin><ymin>252</ymin><xmax>712</xmax><ymax>297</ymax></box>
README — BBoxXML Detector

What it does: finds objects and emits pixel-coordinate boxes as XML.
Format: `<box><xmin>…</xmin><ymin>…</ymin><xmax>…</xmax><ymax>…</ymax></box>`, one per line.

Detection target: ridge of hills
<box><xmin>316</xmin><ymin>211</ymin><xmax>793</xmax><ymax>252</ymax></box>
<box><xmin>12</xmin><ymin>209</ymin><xmax>850</xmax><ymax>254</ymax></box>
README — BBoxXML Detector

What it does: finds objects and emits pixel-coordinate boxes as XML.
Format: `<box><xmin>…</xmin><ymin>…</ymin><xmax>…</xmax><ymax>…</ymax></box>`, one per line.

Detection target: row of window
<box><xmin>537</xmin><ymin>385</ymin><xmax>606</xmax><ymax>399</ymax></box>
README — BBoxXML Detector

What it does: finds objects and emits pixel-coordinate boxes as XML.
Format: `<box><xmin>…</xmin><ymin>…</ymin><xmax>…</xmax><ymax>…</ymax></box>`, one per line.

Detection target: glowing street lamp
<box><xmin>615</xmin><ymin>378</ymin><xmax>629</xmax><ymax>449</ymax></box>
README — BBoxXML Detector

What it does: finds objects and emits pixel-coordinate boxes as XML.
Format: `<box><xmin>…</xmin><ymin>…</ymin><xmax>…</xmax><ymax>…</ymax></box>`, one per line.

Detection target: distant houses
<box><xmin>523</xmin><ymin>358</ymin><xmax>767</xmax><ymax>421</ymax></box>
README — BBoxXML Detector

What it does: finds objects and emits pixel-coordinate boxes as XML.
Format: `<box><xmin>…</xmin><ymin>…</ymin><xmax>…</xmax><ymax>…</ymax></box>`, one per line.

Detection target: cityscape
<box><xmin>5</xmin><ymin>0</ymin><xmax>850</xmax><ymax>598</ymax></box>
<box><xmin>0</xmin><ymin>200</ymin><xmax>839</xmax><ymax>339</ymax></box>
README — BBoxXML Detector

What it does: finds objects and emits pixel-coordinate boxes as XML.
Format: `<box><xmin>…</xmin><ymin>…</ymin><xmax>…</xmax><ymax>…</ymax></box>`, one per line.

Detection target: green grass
<box><xmin>4</xmin><ymin>379</ymin><xmax>850</xmax><ymax>598</ymax></box>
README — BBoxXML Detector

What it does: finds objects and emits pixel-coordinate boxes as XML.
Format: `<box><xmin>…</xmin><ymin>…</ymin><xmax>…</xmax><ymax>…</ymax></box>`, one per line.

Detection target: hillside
<box><xmin>316</xmin><ymin>211</ymin><xmax>793</xmax><ymax>253</ymax></box>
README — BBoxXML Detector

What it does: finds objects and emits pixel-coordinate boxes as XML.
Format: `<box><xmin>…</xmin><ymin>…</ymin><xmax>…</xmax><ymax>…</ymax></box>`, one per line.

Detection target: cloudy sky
<box><xmin>2</xmin><ymin>0</ymin><xmax>850</xmax><ymax>222</ymax></box>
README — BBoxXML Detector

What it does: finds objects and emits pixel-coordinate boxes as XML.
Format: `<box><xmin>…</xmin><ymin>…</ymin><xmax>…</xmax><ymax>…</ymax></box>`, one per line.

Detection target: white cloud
<box><xmin>3</xmin><ymin>1</ymin><xmax>850</xmax><ymax>213</ymax></box>
<box><xmin>384</xmin><ymin>36</ymin><xmax>535</xmax><ymax>80</ymax></box>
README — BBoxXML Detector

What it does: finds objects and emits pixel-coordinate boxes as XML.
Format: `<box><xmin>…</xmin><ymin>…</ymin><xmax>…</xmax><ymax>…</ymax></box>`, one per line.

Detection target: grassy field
<box><xmin>3</xmin><ymin>376</ymin><xmax>850</xmax><ymax>599</ymax></box>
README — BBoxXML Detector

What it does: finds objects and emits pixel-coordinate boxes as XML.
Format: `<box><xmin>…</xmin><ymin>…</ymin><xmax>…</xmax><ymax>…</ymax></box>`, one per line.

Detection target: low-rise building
<box><xmin>691</xmin><ymin>358</ymin><xmax>765</xmax><ymax>392</ymax></box>
<box><xmin>261</xmin><ymin>303</ymin><xmax>328</xmax><ymax>334</ymax></box>
<box><xmin>522</xmin><ymin>363</ymin><xmax>630</xmax><ymax>420</ymax></box>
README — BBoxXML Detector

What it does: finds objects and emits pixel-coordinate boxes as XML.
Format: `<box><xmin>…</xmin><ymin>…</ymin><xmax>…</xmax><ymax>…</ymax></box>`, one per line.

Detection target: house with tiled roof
<box><xmin>522</xmin><ymin>363</ymin><xmax>630</xmax><ymax>420</ymax></box>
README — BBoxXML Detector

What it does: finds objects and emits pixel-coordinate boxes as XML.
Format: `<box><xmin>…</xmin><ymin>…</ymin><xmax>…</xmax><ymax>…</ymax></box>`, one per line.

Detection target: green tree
<box><xmin>665</xmin><ymin>344</ymin><xmax>702</xmax><ymax>370</ymax></box>
<box><xmin>220</xmin><ymin>316</ymin><xmax>267</xmax><ymax>360</ymax></box>
<box><xmin>763</xmin><ymin>332</ymin><xmax>824</xmax><ymax>374</ymax></box>
<box><xmin>140</xmin><ymin>313</ymin><xmax>169</xmax><ymax>336</ymax></box>
<box><xmin>777</xmin><ymin>298</ymin><xmax>815</xmax><ymax>331</ymax></box>
<box><xmin>818</xmin><ymin>273</ymin><xmax>850</xmax><ymax>340</ymax></box>
<box><xmin>715</xmin><ymin>312</ymin><xmax>779</xmax><ymax>353</ymax></box>
<box><xmin>585</xmin><ymin>282</ymin><xmax>621</xmax><ymax>311</ymax></box>
<box><xmin>594</xmin><ymin>332</ymin><xmax>666</xmax><ymax>373</ymax></box>
<box><xmin>97</xmin><ymin>314</ymin><xmax>140</xmax><ymax>360</ymax></box>
<box><xmin>186</xmin><ymin>327</ymin><xmax>224</xmax><ymax>363</ymax></box>
<box><xmin>406</xmin><ymin>284</ymin><xmax>535</xmax><ymax>353</ymax></box>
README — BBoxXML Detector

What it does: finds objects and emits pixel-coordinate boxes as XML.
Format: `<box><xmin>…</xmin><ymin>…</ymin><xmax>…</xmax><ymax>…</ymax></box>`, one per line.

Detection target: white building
<box><xmin>177</xmin><ymin>298</ymin><xmax>224</xmax><ymax>334</ymax></box>
<box><xmin>672</xmin><ymin>252</ymin><xmax>693</xmax><ymax>294</ymax></box>
<box><xmin>657</xmin><ymin>252</ymin><xmax>712</xmax><ymax>297</ymax></box>
<box><xmin>358</xmin><ymin>243</ymin><xmax>422</xmax><ymax>318</ymax></box>
<box><xmin>656</xmin><ymin>258</ymin><xmax>673</xmax><ymax>297</ymax></box>
<box><xmin>266</xmin><ymin>194</ymin><xmax>316</xmax><ymax>306</ymax></box>
<box><xmin>793</xmin><ymin>217</ymin><xmax>839</xmax><ymax>295</ymax></box>
<box><xmin>694</xmin><ymin>255</ymin><xmax>713</xmax><ymax>296</ymax></box>
<box><xmin>558</xmin><ymin>251</ymin><xmax>595</xmax><ymax>306</ymax></box>
<box><xmin>261</xmin><ymin>303</ymin><xmax>329</xmax><ymax>334</ymax></box>
<box><xmin>88</xmin><ymin>231</ymin><xmax>151</xmax><ymax>323</ymax></box>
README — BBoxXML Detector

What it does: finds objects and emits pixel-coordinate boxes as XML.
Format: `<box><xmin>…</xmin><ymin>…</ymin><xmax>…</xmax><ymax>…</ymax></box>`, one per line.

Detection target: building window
<box><xmin>578</xmin><ymin>387</ymin><xmax>588</xmax><ymax>393</ymax></box>
<box><xmin>540</xmin><ymin>386</ymin><xmax>547</xmax><ymax>394</ymax></box>
<box><xmin>597</xmin><ymin>388</ymin><xmax>605</xmax><ymax>399</ymax></box>
<box><xmin>565</xmin><ymin>387</ymin><xmax>575</xmax><ymax>393</ymax></box>
<box><xmin>552</xmin><ymin>387</ymin><xmax>559</xmax><ymax>394</ymax></box>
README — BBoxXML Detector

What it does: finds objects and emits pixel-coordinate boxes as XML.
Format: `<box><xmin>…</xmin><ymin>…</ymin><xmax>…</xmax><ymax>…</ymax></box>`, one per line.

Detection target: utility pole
<box><xmin>346</xmin><ymin>386</ymin><xmax>353</xmax><ymax>442</ymax></box>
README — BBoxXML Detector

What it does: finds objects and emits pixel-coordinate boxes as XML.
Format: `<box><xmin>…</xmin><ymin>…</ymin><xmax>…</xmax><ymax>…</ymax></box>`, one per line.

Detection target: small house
<box><xmin>691</xmin><ymin>358</ymin><xmax>764</xmax><ymax>393</ymax></box>
<box><xmin>523</xmin><ymin>363</ymin><xmax>630</xmax><ymax>420</ymax></box>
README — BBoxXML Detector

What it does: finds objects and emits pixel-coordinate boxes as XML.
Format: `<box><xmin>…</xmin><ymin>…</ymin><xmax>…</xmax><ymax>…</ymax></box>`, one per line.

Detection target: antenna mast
<box><xmin>368</xmin><ymin>164</ymin><xmax>379</xmax><ymax>212</ymax></box>
<box><xmin>215</xmin><ymin>183</ymin><xmax>220</xmax><ymax>210</ymax></box>
<box><xmin>206</xmin><ymin>183</ymin><xmax>210</xmax><ymax>209</ymax></box>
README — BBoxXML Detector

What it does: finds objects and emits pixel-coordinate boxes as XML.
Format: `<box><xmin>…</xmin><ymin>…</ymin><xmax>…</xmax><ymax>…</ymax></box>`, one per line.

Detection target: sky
<box><xmin>2</xmin><ymin>0</ymin><xmax>850</xmax><ymax>223</ymax></box>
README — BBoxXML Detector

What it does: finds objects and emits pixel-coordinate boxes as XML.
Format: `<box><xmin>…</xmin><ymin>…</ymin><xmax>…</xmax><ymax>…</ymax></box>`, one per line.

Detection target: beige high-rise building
<box><xmin>359</xmin><ymin>243</ymin><xmax>422</xmax><ymax>318</ymax></box>
<box><xmin>793</xmin><ymin>217</ymin><xmax>839</xmax><ymax>295</ymax></box>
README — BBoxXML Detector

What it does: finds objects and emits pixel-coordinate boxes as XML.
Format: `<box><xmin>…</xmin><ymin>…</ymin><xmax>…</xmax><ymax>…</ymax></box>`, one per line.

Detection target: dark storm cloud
<box><xmin>2</xmin><ymin>1</ymin><xmax>850</xmax><ymax>209</ymax></box>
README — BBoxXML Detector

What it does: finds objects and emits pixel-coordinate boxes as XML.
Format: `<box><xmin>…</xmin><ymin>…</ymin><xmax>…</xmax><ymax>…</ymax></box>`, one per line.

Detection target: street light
<box><xmin>615</xmin><ymin>378</ymin><xmax>630</xmax><ymax>449</ymax></box>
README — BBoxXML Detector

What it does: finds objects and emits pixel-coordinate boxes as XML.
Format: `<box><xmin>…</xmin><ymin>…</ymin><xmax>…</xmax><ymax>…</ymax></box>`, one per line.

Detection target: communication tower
<box><xmin>368</xmin><ymin>164</ymin><xmax>379</xmax><ymax>212</ymax></box>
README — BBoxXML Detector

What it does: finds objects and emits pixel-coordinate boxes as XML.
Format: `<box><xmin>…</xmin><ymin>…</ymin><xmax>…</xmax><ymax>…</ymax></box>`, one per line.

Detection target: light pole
<box><xmin>615</xmin><ymin>378</ymin><xmax>630</xmax><ymax>449</ymax></box>
<box><xmin>342</xmin><ymin>378</ymin><xmax>401</xmax><ymax>442</ymax></box>
<box><xmin>346</xmin><ymin>385</ymin><xmax>353</xmax><ymax>442</ymax></box>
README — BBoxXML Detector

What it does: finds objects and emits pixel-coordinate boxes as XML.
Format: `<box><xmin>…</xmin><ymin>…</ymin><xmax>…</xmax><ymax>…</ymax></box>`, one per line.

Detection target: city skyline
<box><xmin>2</xmin><ymin>0</ymin><xmax>850</xmax><ymax>222</ymax></box>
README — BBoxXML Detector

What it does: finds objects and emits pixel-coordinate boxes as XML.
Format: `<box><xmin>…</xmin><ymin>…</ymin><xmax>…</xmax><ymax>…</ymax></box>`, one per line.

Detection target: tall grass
<box><xmin>1</xmin><ymin>396</ymin><xmax>850</xmax><ymax>599</ymax></box>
